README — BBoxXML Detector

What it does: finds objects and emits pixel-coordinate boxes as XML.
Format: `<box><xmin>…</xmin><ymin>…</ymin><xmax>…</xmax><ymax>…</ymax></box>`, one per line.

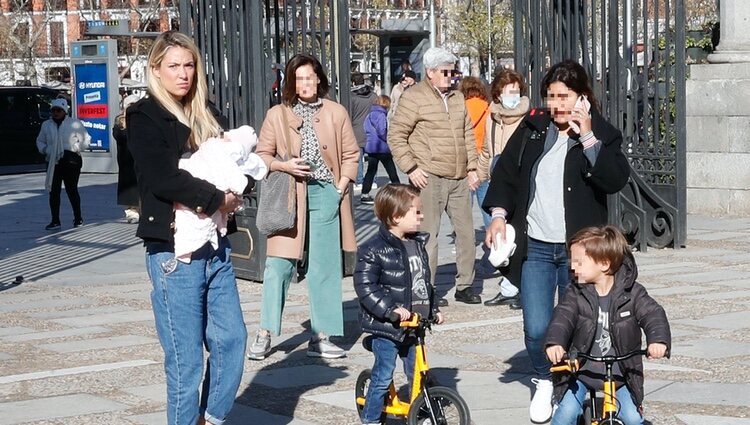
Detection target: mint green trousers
<box><xmin>259</xmin><ymin>181</ymin><xmax>344</xmax><ymax>336</ymax></box>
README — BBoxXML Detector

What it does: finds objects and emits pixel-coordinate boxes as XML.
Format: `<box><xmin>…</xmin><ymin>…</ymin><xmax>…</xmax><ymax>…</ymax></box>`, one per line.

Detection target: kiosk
<box><xmin>70</xmin><ymin>39</ymin><xmax>120</xmax><ymax>173</ymax></box>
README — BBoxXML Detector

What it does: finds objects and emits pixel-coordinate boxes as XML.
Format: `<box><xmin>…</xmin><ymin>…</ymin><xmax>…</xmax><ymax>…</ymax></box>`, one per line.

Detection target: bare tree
<box><xmin>0</xmin><ymin>0</ymin><xmax>54</xmax><ymax>84</ymax></box>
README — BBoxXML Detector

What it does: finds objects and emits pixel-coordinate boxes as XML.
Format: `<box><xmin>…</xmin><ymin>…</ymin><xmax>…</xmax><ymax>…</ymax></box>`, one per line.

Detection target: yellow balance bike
<box><xmin>355</xmin><ymin>313</ymin><xmax>470</xmax><ymax>425</ymax></box>
<box><xmin>551</xmin><ymin>349</ymin><xmax>647</xmax><ymax>425</ymax></box>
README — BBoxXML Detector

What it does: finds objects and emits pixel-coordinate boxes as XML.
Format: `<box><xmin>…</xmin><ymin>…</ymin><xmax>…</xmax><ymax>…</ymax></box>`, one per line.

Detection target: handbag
<box><xmin>256</xmin><ymin>107</ymin><xmax>297</xmax><ymax>236</ymax></box>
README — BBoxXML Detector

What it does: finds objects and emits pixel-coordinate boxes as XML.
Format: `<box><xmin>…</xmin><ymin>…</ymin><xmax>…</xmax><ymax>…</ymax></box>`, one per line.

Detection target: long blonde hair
<box><xmin>146</xmin><ymin>31</ymin><xmax>220</xmax><ymax>150</ymax></box>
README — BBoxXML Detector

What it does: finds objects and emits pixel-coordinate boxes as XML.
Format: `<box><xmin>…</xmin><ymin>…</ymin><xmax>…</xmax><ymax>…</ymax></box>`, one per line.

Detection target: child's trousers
<box><xmin>361</xmin><ymin>336</ymin><xmax>416</xmax><ymax>424</ymax></box>
<box><xmin>551</xmin><ymin>379</ymin><xmax>644</xmax><ymax>425</ymax></box>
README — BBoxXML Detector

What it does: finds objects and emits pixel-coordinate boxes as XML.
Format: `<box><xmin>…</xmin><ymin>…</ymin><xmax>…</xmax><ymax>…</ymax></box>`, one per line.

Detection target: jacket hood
<box><xmin>352</xmin><ymin>85</ymin><xmax>374</xmax><ymax>97</ymax></box>
<box><xmin>370</xmin><ymin>104</ymin><xmax>387</xmax><ymax>114</ymax></box>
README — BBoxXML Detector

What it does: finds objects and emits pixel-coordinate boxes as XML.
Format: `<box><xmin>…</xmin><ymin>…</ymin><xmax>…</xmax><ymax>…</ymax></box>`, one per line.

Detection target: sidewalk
<box><xmin>1</xmin><ymin>172</ymin><xmax>750</xmax><ymax>424</ymax></box>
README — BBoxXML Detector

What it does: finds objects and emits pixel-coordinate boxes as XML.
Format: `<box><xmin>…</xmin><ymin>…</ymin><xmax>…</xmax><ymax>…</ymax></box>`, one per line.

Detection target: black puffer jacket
<box><xmin>354</xmin><ymin>225</ymin><xmax>439</xmax><ymax>342</ymax></box>
<box><xmin>544</xmin><ymin>254</ymin><xmax>671</xmax><ymax>407</ymax></box>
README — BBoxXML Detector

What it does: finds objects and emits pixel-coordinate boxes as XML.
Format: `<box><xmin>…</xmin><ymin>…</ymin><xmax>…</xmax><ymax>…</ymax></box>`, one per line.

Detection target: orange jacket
<box><xmin>465</xmin><ymin>97</ymin><xmax>490</xmax><ymax>152</ymax></box>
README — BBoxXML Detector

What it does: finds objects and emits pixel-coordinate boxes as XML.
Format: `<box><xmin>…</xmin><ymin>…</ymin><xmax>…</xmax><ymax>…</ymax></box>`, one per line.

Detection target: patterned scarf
<box><xmin>293</xmin><ymin>99</ymin><xmax>334</xmax><ymax>183</ymax></box>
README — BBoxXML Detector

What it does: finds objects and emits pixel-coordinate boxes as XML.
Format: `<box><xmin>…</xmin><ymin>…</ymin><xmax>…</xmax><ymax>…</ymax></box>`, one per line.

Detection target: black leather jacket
<box><xmin>545</xmin><ymin>254</ymin><xmax>671</xmax><ymax>406</ymax></box>
<box><xmin>354</xmin><ymin>225</ymin><xmax>439</xmax><ymax>342</ymax></box>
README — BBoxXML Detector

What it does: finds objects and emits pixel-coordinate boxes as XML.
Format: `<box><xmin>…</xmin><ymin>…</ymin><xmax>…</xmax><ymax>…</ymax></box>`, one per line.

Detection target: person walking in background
<box><xmin>482</xmin><ymin>60</ymin><xmax>630</xmax><ymax>423</ymax></box>
<box><xmin>388</xmin><ymin>70</ymin><xmax>416</xmax><ymax>122</ymax></box>
<box><xmin>388</xmin><ymin>46</ymin><xmax>481</xmax><ymax>306</ymax></box>
<box><xmin>458</xmin><ymin>76</ymin><xmax>490</xmax><ymax>224</ymax></box>
<box><xmin>36</xmin><ymin>98</ymin><xmax>91</xmax><ymax>230</ymax></box>
<box><xmin>248</xmin><ymin>53</ymin><xmax>360</xmax><ymax>361</ymax></box>
<box><xmin>126</xmin><ymin>31</ymin><xmax>247</xmax><ymax>425</ymax></box>
<box><xmin>113</xmin><ymin>94</ymin><xmax>141</xmax><ymax>223</ymax></box>
<box><xmin>360</xmin><ymin>95</ymin><xmax>400</xmax><ymax>205</ymax></box>
<box><xmin>349</xmin><ymin>71</ymin><xmax>377</xmax><ymax>190</ymax></box>
<box><xmin>479</xmin><ymin>69</ymin><xmax>530</xmax><ymax>309</ymax></box>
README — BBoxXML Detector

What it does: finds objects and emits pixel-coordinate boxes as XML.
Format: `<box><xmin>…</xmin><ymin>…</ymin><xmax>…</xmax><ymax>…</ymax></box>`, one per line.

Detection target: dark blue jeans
<box><xmin>361</xmin><ymin>336</ymin><xmax>416</xmax><ymax>423</ymax></box>
<box><xmin>521</xmin><ymin>237</ymin><xmax>571</xmax><ymax>379</ymax></box>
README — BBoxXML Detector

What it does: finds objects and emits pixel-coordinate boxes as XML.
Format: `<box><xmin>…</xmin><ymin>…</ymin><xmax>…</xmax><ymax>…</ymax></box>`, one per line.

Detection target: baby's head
<box><xmin>568</xmin><ymin>225</ymin><xmax>629</xmax><ymax>284</ymax></box>
<box><xmin>374</xmin><ymin>184</ymin><xmax>422</xmax><ymax>234</ymax></box>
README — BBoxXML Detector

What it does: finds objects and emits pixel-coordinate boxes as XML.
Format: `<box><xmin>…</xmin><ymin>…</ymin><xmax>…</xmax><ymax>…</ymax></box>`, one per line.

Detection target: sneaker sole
<box><xmin>247</xmin><ymin>352</ymin><xmax>269</xmax><ymax>360</ymax></box>
<box><xmin>306</xmin><ymin>350</ymin><xmax>346</xmax><ymax>359</ymax></box>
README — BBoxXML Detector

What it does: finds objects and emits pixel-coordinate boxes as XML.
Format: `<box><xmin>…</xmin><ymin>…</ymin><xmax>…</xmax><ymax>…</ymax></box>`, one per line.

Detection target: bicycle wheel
<box><xmin>406</xmin><ymin>386</ymin><xmax>470</xmax><ymax>425</ymax></box>
<box><xmin>355</xmin><ymin>369</ymin><xmax>387</xmax><ymax>422</ymax></box>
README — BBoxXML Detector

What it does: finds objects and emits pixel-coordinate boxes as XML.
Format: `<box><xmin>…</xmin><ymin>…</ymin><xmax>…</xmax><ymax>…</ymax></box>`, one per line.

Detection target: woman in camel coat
<box><xmin>249</xmin><ymin>53</ymin><xmax>359</xmax><ymax>360</ymax></box>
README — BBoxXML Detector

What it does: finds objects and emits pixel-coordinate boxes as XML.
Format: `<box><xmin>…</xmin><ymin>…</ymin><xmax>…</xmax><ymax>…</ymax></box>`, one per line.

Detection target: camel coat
<box><xmin>256</xmin><ymin>99</ymin><xmax>360</xmax><ymax>260</ymax></box>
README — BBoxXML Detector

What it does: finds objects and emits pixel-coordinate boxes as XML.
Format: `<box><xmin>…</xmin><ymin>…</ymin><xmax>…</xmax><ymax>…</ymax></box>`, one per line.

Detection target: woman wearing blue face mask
<box><xmin>477</xmin><ymin>69</ymin><xmax>530</xmax><ymax>308</ymax></box>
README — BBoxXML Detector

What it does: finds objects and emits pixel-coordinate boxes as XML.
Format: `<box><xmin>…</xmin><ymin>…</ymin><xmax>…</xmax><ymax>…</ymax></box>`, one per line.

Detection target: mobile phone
<box><xmin>300</xmin><ymin>159</ymin><xmax>316</xmax><ymax>172</ymax></box>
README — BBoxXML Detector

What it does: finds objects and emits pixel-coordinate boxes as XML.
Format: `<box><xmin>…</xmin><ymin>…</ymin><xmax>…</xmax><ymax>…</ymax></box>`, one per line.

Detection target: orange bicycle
<box><xmin>550</xmin><ymin>349</ymin><xmax>647</xmax><ymax>425</ymax></box>
<box><xmin>354</xmin><ymin>313</ymin><xmax>470</xmax><ymax>425</ymax></box>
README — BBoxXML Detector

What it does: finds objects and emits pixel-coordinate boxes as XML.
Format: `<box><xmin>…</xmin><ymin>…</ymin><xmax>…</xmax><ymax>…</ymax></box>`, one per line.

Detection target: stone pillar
<box><xmin>708</xmin><ymin>0</ymin><xmax>750</xmax><ymax>64</ymax></box>
<box><xmin>686</xmin><ymin>0</ymin><xmax>750</xmax><ymax>216</ymax></box>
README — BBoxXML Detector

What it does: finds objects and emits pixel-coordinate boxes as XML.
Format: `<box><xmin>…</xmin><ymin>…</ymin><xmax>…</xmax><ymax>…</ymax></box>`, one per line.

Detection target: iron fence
<box><xmin>179</xmin><ymin>0</ymin><xmax>352</xmax><ymax>129</ymax></box>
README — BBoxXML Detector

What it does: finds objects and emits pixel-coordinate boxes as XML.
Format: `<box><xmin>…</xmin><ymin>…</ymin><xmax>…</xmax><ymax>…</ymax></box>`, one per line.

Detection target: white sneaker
<box><xmin>371</xmin><ymin>182</ymin><xmax>378</xmax><ymax>189</ymax></box>
<box><xmin>529</xmin><ymin>378</ymin><xmax>554</xmax><ymax>423</ymax></box>
<box><xmin>353</xmin><ymin>183</ymin><xmax>363</xmax><ymax>193</ymax></box>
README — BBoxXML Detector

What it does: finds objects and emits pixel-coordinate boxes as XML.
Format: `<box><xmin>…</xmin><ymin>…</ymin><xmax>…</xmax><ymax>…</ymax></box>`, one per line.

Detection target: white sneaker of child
<box><xmin>499</xmin><ymin>277</ymin><xmax>519</xmax><ymax>298</ymax></box>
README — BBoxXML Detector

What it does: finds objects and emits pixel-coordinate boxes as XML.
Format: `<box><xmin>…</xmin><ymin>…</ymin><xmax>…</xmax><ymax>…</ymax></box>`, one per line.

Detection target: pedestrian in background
<box><xmin>479</xmin><ymin>69</ymin><xmax>530</xmax><ymax>309</ymax></box>
<box><xmin>126</xmin><ymin>31</ymin><xmax>247</xmax><ymax>425</ymax></box>
<box><xmin>360</xmin><ymin>95</ymin><xmax>400</xmax><ymax>205</ymax></box>
<box><xmin>483</xmin><ymin>60</ymin><xmax>630</xmax><ymax>423</ymax></box>
<box><xmin>113</xmin><ymin>94</ymin><xmax>141</xmax><ymax>223</ymax></box>
<box><xmin>36</xmin><ymin>98</ymin><xmax>91</xmax><ymax>230</ymax></box>
<box><xmin>349</xmin><ymin>71</ymin><xmax>377</xmax><ymax>190</ymax></box>
<box><xmin>389</xmin><ymin>46</ymin><xmax>481</xmax><ymax>306</ymax></box>
<box><xmin>248</xmin><ymin>53</ymin><xmax>360</xmax><ymax>361</ymax></box>
<box><xmin>388</xmin><ymin>69</ymin><xmax>416</xmax><ymax>122</ymax></box>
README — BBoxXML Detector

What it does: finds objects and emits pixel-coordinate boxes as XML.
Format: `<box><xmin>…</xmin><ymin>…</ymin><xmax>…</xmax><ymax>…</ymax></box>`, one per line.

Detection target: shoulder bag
<box><xmin>256</xmin><ymin>106</ymin><xmax>297</xmax><ymax>236</ymax></box>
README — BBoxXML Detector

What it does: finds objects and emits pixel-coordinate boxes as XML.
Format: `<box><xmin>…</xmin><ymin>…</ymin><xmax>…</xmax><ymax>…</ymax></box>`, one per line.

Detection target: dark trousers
<box><xmin>49</xmin><ymin>151</ymin><xmax>83</xmax><ymax>223</ymax></box>
<box><xmin>362</xmin><ymin>153</ymin><xmax>400</xmax><ymax>195</ymax></box>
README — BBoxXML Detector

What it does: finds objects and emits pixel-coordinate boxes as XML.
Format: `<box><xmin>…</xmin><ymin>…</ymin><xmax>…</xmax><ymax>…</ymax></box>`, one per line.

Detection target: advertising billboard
<box><xmin>74</xmin><ymin>63</ymin><xmax>110</xmax><ymax>152</ymax></box>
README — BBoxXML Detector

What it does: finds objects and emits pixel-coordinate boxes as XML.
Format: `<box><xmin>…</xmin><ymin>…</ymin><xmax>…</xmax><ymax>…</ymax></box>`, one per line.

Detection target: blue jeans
<box><xmin>361</xmin><ymin>336</ymin><xmax>416</xmax><ymax>423</ymax></box>
<box><xmin>473</xmin><ymin>180</ymin><xmax>491</xmax><ymax>228</ymax></box>
<box><xmin>552</xmin><ymin>379</ymin><xmax>644</xmax><ymax>425</ymax></box>
<box><xmin>521</xmin><ymin>237</ymin><xmax>571</xmax><ymax>379</ymax></box>
<box><xmin>146</xmin><ymin>237</ymin><xmax>247</xmax><ymax>425</ymax></box>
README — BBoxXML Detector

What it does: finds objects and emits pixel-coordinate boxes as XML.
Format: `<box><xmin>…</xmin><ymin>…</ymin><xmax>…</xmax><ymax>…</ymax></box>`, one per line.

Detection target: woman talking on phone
<box><xmin>482</xmin><ymin>60</ymin><xmax>629</xmax><ymax>423</ymax></box>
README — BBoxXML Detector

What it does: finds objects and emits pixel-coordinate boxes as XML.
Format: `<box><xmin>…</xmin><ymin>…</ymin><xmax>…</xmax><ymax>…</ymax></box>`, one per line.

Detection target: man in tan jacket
<box><xmin>388</xmin><ymin>47</ymin><xmax>481</xmax><ymax>305</ymax></box>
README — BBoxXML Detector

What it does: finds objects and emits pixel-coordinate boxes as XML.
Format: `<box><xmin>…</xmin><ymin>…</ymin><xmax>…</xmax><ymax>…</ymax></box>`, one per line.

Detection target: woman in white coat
<box><xmin>36</xmin><ymin>98</ymin><xmax>91</xmax><ymax>230</ymax></box>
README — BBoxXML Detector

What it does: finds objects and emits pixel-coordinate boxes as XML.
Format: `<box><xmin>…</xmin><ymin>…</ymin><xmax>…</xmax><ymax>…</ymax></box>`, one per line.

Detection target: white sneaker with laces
<box><xmin>529</xmin><ymin>378</ymin><xmax>554</xmax><ymax>423</ymax></box>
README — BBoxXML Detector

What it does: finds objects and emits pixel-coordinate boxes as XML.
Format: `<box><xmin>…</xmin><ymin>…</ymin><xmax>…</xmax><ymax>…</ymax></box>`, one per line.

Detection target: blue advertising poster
<box><xmin>74</xmin><ymin>63</ymin><xmax>109</xmax><ymax>152</ymax></box>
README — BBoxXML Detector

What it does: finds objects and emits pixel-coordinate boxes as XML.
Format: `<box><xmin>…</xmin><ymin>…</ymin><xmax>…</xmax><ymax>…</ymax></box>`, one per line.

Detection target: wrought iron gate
<box><xmin>178</xmin><ymin>0</ymin><xmax>352</xmax><ymax>129</ymax></box>
<box><xmin>512</xmin><ymin>0</ymin><xmax>687</xmax><ymax>250</ymax></box>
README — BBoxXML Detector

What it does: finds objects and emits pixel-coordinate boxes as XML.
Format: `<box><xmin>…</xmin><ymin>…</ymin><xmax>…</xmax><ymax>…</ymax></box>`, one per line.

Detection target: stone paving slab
<box><xmin>0</xmin><ymin>359</ymin><xmax>158</xmax><ymax>384</ymax></box>
<box><xmin>248</xmin><ymin>365</ymin><xmax>351</xmax><ymax>389</ymax></box>
<box><xmin>51</xmin><ymin>309</ymin><xmax>154</xmax><ymax>327</ymax></box>
<box><xmin>0</xmin><ymin>353</ymin><xmax>12</xmax><ymax>361</ymax></box>
<box><xmin>0</xmin><ymin>326</ymin><xmax>35</xmax><ymax>336</ymax></box>
<box><xmin>122</xmin><ymin>383</ymin><xmax>166</xmax><ymax>404</ymax></box>
<box><xmin>0</xmin><ymin>297</ymin><xmax>93</xmax><ymax>313</ymax></box>
<box><xmin>25</xmin><ymin>304</ymin><xmax>135</xmax><ymax>319</ymax></box>
<box><xmin>1</xmin><ymin>326</ymin><xmax>112</xmax><ymax>342</ymax></box>
<box><xmin>648</xmin><ymin>382</ymin><xmax>750</xmax><ymax>406</ymax></box>
<box><xmin>647</xmin><ymin>285</ymin><xmax>713</xmax><ymax>296</ymax></box>
<box><xmin>676</xmin><ymin>414</ymin><xmax>750</xmax><ymax>424</ymax></box>
<box><xmin>674</xmin><ymin>311</ymin><xmax>750</xmax><ymax>330</ymax></box>
<box><xmin>0</xmin><ymin>394</ymin><xmax>128</xmax><ymax>424</ymax></box>
<box><xmin>685</xmin><ymin>290</ymin><xmax>750</xmax><ymax>301</ymax></box>
<box><xmin>39</xmin><ymin>335</ymin><xmax>158</xmax><ymax>353</ymax></box>
<box><xmin>672</xmin><ymin>338</ymin><xmax>750</xmax><ymax>359</ymax></box>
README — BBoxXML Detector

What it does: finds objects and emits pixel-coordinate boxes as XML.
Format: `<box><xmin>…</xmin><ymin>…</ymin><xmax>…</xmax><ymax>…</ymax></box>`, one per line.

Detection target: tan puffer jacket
<box><xmin>388</xmin><ymin>80</ymin><xmax>477</xmax><ymax>179</ymax></box>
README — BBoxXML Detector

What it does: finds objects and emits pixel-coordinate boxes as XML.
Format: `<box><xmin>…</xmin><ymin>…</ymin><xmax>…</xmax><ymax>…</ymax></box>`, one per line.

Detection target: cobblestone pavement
<box><xmin>1</xmin><ymin>173</ymin><xmax>750</xmax><ymax>425</ymax></box>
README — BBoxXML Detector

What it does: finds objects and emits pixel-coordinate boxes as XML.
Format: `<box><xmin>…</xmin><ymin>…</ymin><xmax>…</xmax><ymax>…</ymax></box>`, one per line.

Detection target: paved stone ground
<box><xmin>1</xmin><ymin>172</ymin><xmax>750</xmax><ymax>425</ymax></box>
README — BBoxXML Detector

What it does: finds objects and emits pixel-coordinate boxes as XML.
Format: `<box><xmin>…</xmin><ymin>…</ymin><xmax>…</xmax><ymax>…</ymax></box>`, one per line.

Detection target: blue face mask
<box><xmin>501</xmin><ymin>94</ymin><xmax>521</xmax><ymax>109</ymax></box>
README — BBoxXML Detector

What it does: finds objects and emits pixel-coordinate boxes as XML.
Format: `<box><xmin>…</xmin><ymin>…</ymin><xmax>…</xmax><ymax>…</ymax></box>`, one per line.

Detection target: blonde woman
<box><xmin>126</xmin><ymin>31</ymin><xmax>246</xmax><ymax>425</ymax></box>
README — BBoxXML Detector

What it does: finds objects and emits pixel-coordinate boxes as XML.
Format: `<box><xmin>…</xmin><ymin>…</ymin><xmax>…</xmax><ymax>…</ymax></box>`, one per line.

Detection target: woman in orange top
<box><xmin>460</xmin><ymin>76</ymin><xmax>490</xmax><ymax>153</ymax></box>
